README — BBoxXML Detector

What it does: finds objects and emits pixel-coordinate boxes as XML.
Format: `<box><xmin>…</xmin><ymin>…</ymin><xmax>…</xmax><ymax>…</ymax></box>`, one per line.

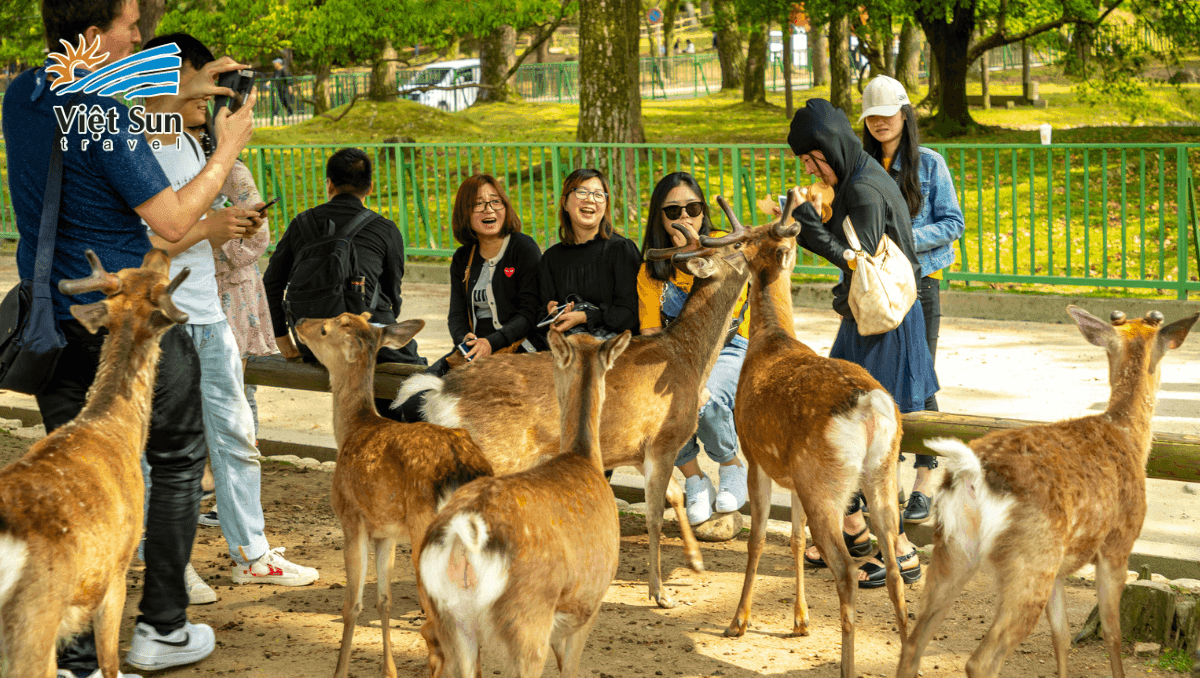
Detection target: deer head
<box><xmin>679</xmin><ymin>187</ymin><xmax>804</xmax><ymax>283</ymax></box>
<box><xmin>644</xmin><ymin>207</ymin><xmax>750</xmax><ymax>280</ymax></box>
<box><xmin>59</xmin><ymin>249</ymin><xmax>191</xmax><ymax>335</ymax></box>
<box><xmin>295</xmin><ymin>313</ymin><xmax>425</xmax><ymax>367</ymax></box>
<box><xmin>1067</xmin><ymin>305</ymin><xmax>1198</xmax><ymax>392</ymax></box>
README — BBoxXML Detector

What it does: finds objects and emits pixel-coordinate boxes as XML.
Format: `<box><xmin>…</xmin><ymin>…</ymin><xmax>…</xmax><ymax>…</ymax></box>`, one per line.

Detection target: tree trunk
<box><xmin>915</xmin><ymin>0</ymin><xmax>978</xmax><ymax>135</ymax></box>
<box><xmin>980</xmin><ymin>26</ymin><xmax>990</xmax><ymax>109</ymax></box>
<box><xmin>713</xmin><ymin>0</ymin><xmax>744</xmax><ymax>91</ymax></box>
<box><xmin>829</xmin><ymin>14</ymin><xmax>853</xmax><ymax>114</ymax></box>
<box><xmin>1067</xmin><ymin>22</ymin><xmax>1095</xmax><ymax>76</ymax></box>
<box><xmin>663</xmin><ymin>0</ymin><xmax>679</xmax><ymax>56</ymax></box>
<box><xmin>1022</xmin><ymin>39</ymin><xmax>1032</xmax><ymax>100</ymax></box>
<box><xmin>577</xmin><ymin>0</ymin><xmax>644</xmax><ymax>144</ymax></box>
<box><xmin>445</xmin><ymin>34</ymin><xmax>461</xmax><ymax>60</ymax></box>
<box><xmin>312</xmin><ymin>61</ymin><xmax>331</xmax><ymax>114</ymax></box>
<box><xmin>369</xmin><ymin>41</ymin><xmax>398</xmax><ymax>102</ymax></box>
<box><xmin>895</xmin><ymin>17</ymin><xmax>921</xmax><ymax>93</ymax></box>
<box><xmin>884</xmin><ymin>19</ymin><xmax>896</xmax><ymax>76</ymax></box>
<box><xmin>536</xmin><ymin>32</ymin><xmax>551</xmax><ymax>63</ymax></box>
<box><xmin>743</xmin><ymin>23</ymin><xmax>768</xmax><ymax>104</ymax></box>
<box><xmin>811</xmin><ymin>23</ymin><xmax>829</xmax><ymax>87</ymax></box>
<box><xmin>783</xmin><ymin>18</ymin><xmax>794</xmax><ymax>118</ymax></box>
<box><xmin>478</xmin><ymin>24</ymin><xmax>518</xmax><ymax>103</ymax></box>
<box><xmin>137</xmin><ymin>0</ymin><xmax>165</xmax><ymax>44</ymax></box>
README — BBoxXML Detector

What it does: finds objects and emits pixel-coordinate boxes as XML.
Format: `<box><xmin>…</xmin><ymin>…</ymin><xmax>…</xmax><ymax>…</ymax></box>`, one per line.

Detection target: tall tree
<box><xmin>895</xmin><ymin>16</ymin><xmax>921</xmax><ymax>92</ymax></box>
<box><xmin>828</xmin><ymin>13</ymin><xmax>852</xmax><ymax>112</ymax></box>
<box><xmin>712</xmin><ymin>0</ymin><xmax>744</xmax><ymax>90</ymax></box>
<box><xmin>137</xmin><ymin>0</ymin><xmax>165</xmax><ymax>45</ymax></box>
<box><xmin>478</xmin><ymin>25</ymin><xmax>517</xmax><ymax>102</ymax></box>
<box><xmin>811</xmin><ymin>22</ymin><xmax>829</xmax><ymax>86</ymax></box>
<box><xmin>471</xmin><ymin>0</ymin><xmax>576</xmax><ymax>104</ymax></box>
<box><xmin>662</xmin><ymin>0</ymin><xmax>680</xmax><ymax>56</ymax></box>
<box><xmin>577</xmin><ymin>0</ymin><xmax>644</xmax><ymax>144</ymax></box>
<box><xmin>743</xmin><ymin>22</ymin><xmax>768</xmax><ymax>103</ymax></box>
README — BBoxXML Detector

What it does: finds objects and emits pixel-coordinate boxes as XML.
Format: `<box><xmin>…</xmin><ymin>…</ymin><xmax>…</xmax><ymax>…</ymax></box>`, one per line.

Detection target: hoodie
<box><xmin>787</xmin><ymin>99</ymin><xmax>921</xmax><ymax>318</ymax></box>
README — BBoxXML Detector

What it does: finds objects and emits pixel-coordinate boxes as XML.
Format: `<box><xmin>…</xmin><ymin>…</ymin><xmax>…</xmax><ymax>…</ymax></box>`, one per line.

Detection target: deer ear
<box><xmin>547</xmin><ymin>328</ymin><xmax>572</xmax><ymax>368</ymax></box>
<box><xmin>1157</xmin><ymin>312</ymin><xmax>1198</xmax><ymax>352</ymax></box>
<box><xmin>381</xmin><ymin>319</ymin><xmax>425</xmax><ymax>349</ymax></box>
<box><xmin>598</xmin><ymin>330</ymin><xmax>632</xmax><ymax>370</ymax></box>
<box><xmin>69</xmin><ymin>301</ymin><xmax>111</xmax><ymax>334</ymax></box>
<box><xmin>1067</xmin><ymin>305</ymin><xmax>1116</xmax><ymax>348</ymax></box>
<box><xmin>360</xmin><ymin>311</ymin><xmax>372</xmax><ymax>320</ymax></box>
<box><xmin>684</xmin><ymin>256</ymin><xmax>717</xmax><ymax>279</ymax></box>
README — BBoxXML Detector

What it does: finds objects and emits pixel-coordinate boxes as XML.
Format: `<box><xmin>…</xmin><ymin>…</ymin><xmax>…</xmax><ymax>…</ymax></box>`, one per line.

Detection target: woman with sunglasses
<box><xmin>859</xmin><ymin>75</ymin><xmax>965</xmax><ymax>523</ymax></box>
<box><xmin>447</xmin><ymin>174</ymin><xmax>543</xmax><ymax>361</ymax></box>
<box><xmin>637</xmin><ymin>172</ymin><xmax>749</xmax><ymax>526</ymax></box>
<box><xmin>539</xmin><ymin>168</ymin><xmax>642</xmax><ymax>339</ymax></box>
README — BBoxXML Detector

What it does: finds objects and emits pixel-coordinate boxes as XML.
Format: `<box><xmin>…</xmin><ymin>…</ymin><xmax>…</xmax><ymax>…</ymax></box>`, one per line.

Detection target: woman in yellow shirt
<box><xmin>637</xmin><ymin>172</ymin><xmax>750</xmax><ymax>527</ymax></box>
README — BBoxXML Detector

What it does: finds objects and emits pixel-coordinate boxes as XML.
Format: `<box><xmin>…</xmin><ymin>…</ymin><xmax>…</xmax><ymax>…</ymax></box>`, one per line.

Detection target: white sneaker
<box><xmin>714</xmin><ymin>463</ymin><xmax>749</xmax><ymax>513</ymax></box>
<box><xmin>197</xmin><ymin>509</ymin><xmax>220</xmax><ymax>527</ymax></box>
<box><xmin>232</xmin><ymin>547</ymin><xmax>319</xmax><ymax>586</ymax></box>
<box><xmin>125</xmin><ymin>621</ymin><xmax>215</xmax><ymax>671</ymax></box>
<box><xmin>684</xmin><ymin>474</ymin><xmax>715</xmax><ymax>525</ymax></box>
<box><xmin>58</xmin><ymin>670</ymin><xmax>143</xmax><ymax>678</ymax></box>
<box><xmin>185</xmin><ymin>562</ymin><xmax>217</xmax><ymax>605</ymax></box>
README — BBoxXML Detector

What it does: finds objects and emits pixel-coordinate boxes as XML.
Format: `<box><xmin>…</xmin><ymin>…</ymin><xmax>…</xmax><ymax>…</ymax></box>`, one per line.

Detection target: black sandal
<box><xmin>857</xmin><ymin>548</ymin><xmax>922</xmax><ymax>589</ymax></box>
<box><xmin>802</xmin><ymin>527</ymin><xmax>873</xmax><ymax>569</ymax></box>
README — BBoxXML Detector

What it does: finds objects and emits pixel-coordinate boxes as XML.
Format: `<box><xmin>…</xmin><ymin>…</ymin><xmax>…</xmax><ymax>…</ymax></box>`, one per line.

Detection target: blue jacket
<box><xmin>889</xmin><ymin>147</ymin><xmax>965</xmax><ymax>277</ymax></box>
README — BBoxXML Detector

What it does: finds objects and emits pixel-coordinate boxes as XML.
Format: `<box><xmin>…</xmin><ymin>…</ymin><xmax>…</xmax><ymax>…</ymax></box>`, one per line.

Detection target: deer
<box><xmin>0</xmin><ymin>249</ymin><xmax>189</xmax><ymax>678</ymax></box>
<box><xmin>709</xmin><ymin>188</ymin><xmax>909</xmax><ymax>678</ymax></box>
<box><xmin>897</xmin><ymin>305</ymin><xmax>1198</xmax><ymax>678</ymax></box>
<box><xmin>396</xmin><ymin>221</ymin><xmax>754</xmax><ymax>609</ymax></box>
<box><xmin>417</xmin><ymin>328</ymin><xmax>629</xmax><ymax>678</ymax></box>
<box><xmin>292</xmin><ymin>312</ymin><xmax>494</xmax><ymax>678</ymax></box>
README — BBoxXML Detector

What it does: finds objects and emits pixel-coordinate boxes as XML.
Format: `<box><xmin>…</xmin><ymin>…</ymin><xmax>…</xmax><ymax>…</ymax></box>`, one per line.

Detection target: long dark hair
<box><xmin>862</xmin><ymin>103</ymin><xmax>922</xmax><ymax>219</ymax></box>
<box><xmin>641</xmin><ymin>172</ymin><xmax>713</xmax><ymax>282</ymax></box>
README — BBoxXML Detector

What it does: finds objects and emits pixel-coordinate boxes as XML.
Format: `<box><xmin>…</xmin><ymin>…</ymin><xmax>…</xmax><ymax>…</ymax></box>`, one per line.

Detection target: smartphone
<box><xmin>213</xmin><ymin>69</ymin><xmax>256</xmax><ymax>116</ymax></box>
<box><xmin>456</xmin><ymin>340</ymin><xmax>474</xmax><ymax>361</ymax></box>
<box><xmin>258</xmin><ymin>197</ymin><xmax>280</xmax><ymax>215</ymax></box>
<box><xmin>536</xmin><ymin>304</ymin><xmax>569</xmax><ymax>328</ymax></box>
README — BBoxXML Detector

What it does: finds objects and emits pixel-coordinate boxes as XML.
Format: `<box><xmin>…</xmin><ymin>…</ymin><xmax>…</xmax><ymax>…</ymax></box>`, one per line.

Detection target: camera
<box><xmin>213</xmin><ymin>69</ymin><xmax>256</xmax><ymax>116</ymax></box>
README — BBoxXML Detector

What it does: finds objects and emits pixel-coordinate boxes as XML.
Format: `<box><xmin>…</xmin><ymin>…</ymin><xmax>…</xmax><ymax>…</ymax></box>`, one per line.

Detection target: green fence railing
<box><xmin>2</xmin><ymin>142</ymin><xmax>1197</xmax><ymax>298</ymax></box>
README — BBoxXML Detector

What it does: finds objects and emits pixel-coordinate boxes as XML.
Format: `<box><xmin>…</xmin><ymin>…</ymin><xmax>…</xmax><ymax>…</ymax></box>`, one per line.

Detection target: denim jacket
<box><xmin>889</xmin><ymin>147</ymin><xmax>966</xmax><ymax>277</ymax></box>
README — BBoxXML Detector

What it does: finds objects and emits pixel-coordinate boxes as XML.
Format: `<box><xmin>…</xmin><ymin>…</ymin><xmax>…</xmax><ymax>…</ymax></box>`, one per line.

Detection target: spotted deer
<box><xmin>898</xmin><ymin>306</ymin><xmax>1198</xmax><ymax>678</ymax></box>
<box><xmin>712</xmin><ymin>188</ymin><xmax>909</xmax><ymax>678</ymax></box>
<box><xmin>293</xmin><ymin>313</ymin><xmax>494</xmax><ymax>678</ymax></box>
<box><xmin>417</xmin><ymin>329</ymin><xmax>629</xmax><ymax>678</ymax></box>
<box><xmin>0</xmin><ymin>250</ymin><xmax>189</xmax><ymax>678</ymax></box>
<box><xmin>396</xmin><ymin>223</ymin><xmax>753</xmax><ymax>608</ymax></box>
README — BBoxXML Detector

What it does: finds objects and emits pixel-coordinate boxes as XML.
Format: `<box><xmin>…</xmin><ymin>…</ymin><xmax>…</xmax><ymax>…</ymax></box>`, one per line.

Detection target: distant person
<box><xmin>686</xmin><ymin>39</ymin><xmax>696</xmax><ymax>53</ymax></box>
<box><xmin>673</xmin><ymin>38</ymin><xmax>681</xmax><ymax>52</ymax></box>
<box><xmin>712</xmin><ymin>31</ymin><xmax>719</xmax><ymax>51</ymax></box>
<box><xmin>859</xmin><ymin>75</ymin><xmax>965</xmax><ymax>523</ymax></box>
<box><xmin>271</xmin><ymin>57</ymin><xmax>293</xmax><ymax>116</ymax></box>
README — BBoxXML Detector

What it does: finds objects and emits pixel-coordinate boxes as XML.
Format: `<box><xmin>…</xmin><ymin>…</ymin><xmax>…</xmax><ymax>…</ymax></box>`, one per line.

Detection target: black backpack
<box><xmin>284</xmin><ymin>208</ymin><xmax>380</xmax><ymax>356</ymax></box>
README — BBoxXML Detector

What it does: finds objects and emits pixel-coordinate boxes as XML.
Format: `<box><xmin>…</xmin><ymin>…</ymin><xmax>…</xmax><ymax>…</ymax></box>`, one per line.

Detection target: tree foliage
<box><xmin>0</xmin><ymin>0</ymin><xmax>43</xmax><ymax>66</ymax></box>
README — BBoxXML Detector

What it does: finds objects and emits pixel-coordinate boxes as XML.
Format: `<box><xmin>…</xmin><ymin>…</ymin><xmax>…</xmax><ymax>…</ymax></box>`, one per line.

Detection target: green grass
<box><xmin>1147</xmin><ymin>648</ymin><xmax>1195</xmax><ymax>672</ymax></box>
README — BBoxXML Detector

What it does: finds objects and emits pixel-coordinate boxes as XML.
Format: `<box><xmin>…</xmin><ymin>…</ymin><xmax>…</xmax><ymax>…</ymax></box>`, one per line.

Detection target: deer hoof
<box><xmin>688</xmin><ymin>555</ymin><xmax>706</xmax><ymax>574</ymax></box>
<box><xmin>789</xmin><ymin>623</ymin><xmax>810</xmax><ymax>637</ymax></box>
<box><xmin>723</xmin><ymin>621</ymin><xmax>747</xmax><ymax>638</ymax></box>
<box><xmin>653</xmin><ymin>594</ymin><xmax>678</xmax><ymax>609</ymax></box>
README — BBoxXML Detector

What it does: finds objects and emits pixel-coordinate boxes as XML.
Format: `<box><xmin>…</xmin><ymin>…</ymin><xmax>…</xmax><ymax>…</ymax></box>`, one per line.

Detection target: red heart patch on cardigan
<box><xmin>504</xmin><ymin>267</ymin><xmax>515</xmax><ymax>277</ymax></box>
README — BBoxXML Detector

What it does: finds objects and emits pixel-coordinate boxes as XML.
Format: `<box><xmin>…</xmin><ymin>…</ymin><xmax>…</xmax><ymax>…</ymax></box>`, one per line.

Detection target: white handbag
<box><xmin>841</xmin><ymin>217</ymin><xmax>917</xmax><ymax>336</ymax></box>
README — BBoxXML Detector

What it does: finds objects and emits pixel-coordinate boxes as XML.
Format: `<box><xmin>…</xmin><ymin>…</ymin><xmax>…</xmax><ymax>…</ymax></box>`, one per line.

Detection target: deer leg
<box><xmin>964</xmin><ymin>569</ymin><xmax>1056</xmax><ymax>678</ymax></box>
<box><xmin>375</xmin><ymin>537</ymin><xmax>398</xmax><ymax>678</ymax></box>
<box><xmin>1095</xmin><ymin>555</ymin><xmax>1129</xmax><ymax>678</ymax></box>
<box><xmin>642</xmin><ymin>457</ymin><xmax>678</xmax><ymax>609</ymax></box>
<box><xmin>500</xmin><ymin>608</ymin><xmax>556</xmax><ymax>678</ymax></box>
<box><xmin>553</xmin><ymin>607</ymin><xmax>601</xmax><ymax>678</ymax></box>
<box><xmin>1</xmin><ymin>578</ymin><xmax>62</xmax><ymax>678</ymax></box>
<box><xmin>862</xmin><ymin>471</ymin><xmax>908</xmax><ymax>637</ymax></box>
<box><xmin>664</xmin><ymin>475</ymin><xmax>704</xmax><ymax>573</ymax></box>
<box><xmin>896</xmin><ymin>530</ymin><xmax>979</xmax><ymax>678</ymax></box>
<box><xmin>808</xmin><ymin>505</ymin><xmax>857</xmax><ymax>678</ymax></box>
<box><xmin>789</xmin><ymin>490</ymin><xmax>811</xmax><ymax>637</ymax></box>
<box><xmin>93</xmin><ymin>570</ymin><xmax>128</xmax><ymax>678</ymax></box>
<box><xmin>724</xmin><ymin>460</ymin><xmax>772</xmax><ymax>637</ymax></box>
<box><xmin>334</xmin><ymin>519</ymin><xmax>369</xmax><ymax>678</ymax></box>
<box><xmin>1044</xmin><ymin>577</ymin><xmax>1069</xmax><ymax>678</ymax></box>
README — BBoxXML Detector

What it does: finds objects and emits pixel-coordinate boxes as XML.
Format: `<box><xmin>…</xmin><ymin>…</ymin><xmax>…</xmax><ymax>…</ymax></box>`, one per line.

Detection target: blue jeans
<box><xmin>674</xmin><ymin>335</ymin><xmax>747</xmax><ymax>467</ymax></box>
<box><xmin>185</xmin><ymin>321</ymin><xmax>269</xmax><ymax>565</ymax></box>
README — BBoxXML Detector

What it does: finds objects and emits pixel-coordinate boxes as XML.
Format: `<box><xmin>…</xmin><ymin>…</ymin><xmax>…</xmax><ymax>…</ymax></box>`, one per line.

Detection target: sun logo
<box><xmin>47</xmin><ymin>35</ymin><xmax>110</xmax><ymax>90</ymax></box>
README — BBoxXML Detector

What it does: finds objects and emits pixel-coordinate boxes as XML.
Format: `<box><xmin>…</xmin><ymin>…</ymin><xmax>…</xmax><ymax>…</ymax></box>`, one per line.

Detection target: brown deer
<box><xmin>0</xmin><ymin>249</ymin><xmax>189</xmax><ymax>678</ymax></box>
<box><xmin>292</xmin><ymin>313</ymin><xmax>494</xmax><ymax>678</ymax></box>
<box><xmin>897</xmin><ymin>305</ymin><xmax>1198</xmax><ymax>678</ymax></box>
<box><xmin>396</xmin><ymin>223</ymin><xmax>753</xmax><ymax>608</ymax></box>
<box><xmin>417</xmin><ymin>328</ymin><xmax>629</xmax><ymax>678</ymax></box>
<box><xmin>712</xmin><ymin>188</ymin><xmax>909</xmax><ymax>678</ymax></box>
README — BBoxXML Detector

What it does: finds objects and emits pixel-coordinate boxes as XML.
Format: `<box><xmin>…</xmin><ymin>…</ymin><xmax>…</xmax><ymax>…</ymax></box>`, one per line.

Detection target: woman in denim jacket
<box><xmin>859</xmin><ymin>75</ymin><xmax>966</xmax><ymax>523</ymax></box>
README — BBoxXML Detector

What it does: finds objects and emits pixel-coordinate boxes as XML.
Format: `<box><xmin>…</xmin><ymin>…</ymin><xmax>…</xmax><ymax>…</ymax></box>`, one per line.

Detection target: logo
<box><xmin>504</xmin><ymin>267</ymin><xmax>515</xmax><ymax>277</ymax></box>
<box><xmin>152</xmin><ymin>632</ymin><xmax>192</xmax><ymax>648</ymax></box>
<box><xmin>49</xmin><ymin>35</ymin><xmax>181</xmax><ymax>99</ymax></box>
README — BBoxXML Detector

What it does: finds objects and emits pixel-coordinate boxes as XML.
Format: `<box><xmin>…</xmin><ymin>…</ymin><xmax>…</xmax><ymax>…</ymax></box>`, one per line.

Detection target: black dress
<box><xmin>538</xmin><ymin>233</ymin><xmax>642</xmax><ymax>338</ymax></box>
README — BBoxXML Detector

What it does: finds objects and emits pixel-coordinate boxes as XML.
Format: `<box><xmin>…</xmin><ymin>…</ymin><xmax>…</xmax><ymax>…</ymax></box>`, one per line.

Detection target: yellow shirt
<box><xmin>636</xmin><ymin>264</ymin><xmax>751</xmax><ymax>340</ymax></box>
<box><xmin>881</xmin><ymin>156</ymin><xmax>943</xmax><ymax>280</ymax></box>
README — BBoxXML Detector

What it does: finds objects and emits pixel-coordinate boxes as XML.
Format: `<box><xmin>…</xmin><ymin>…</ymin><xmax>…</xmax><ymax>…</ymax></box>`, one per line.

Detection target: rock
<box><xmin>1173</xmin><ymin>598</ymin><xmax>1198</xmax><ymax>654</ymax></box>
<box><xmin>1139</xmin><ymin>564</ymin><xmax>1153</xmax><ymax>581</ymax></box>
<box><xmin>614</xmin><ymin>499</ymin><xmax>631</xmax><ymax>512</ymax></box>
<box><xmin>321</xmin><ymin>461</ymin><xmax>337</xmax><ymax>472</ymax></box>
<box><xmin>1172</xmin><ymin>579</ymin><xmax>1200</xmax><ymax>595</ymax></box>
<box><xmin>1152</xmin><ymin>573</ymin><xmax>1170</xmax><ymax>585</ymax></box>
<box><xmin>1183</xmin><ymin>483</ymin><xmax>1196</xmax><ymax>495</ymax></box>
<box><xmin>1121</xmin><ymin>580</ymin><xmax>1177</xmax><ymax>645</ymax></box>
<box><xmin>268</xmin><ymin>454</ymin><xmax>302</xmax><ymax>466</ymax></box>
<box><xmin>0</xmin><ymin>418</ymin><xmax>23</xmax><ymax>430</ymax></box>
<box><xmin>692</xmin><ymin>511</ymin><xmax>744</xmax><ymax>542</ymax></box>
<box><xmin>1134</xmin><ymin>642</ymin><xmax>1161</xmax><ymax>656</ymax></box>
<box><xmin>12</xmin><ymin>424</ymin><xmax>45</xmax><ymax>440</ymax></box>
<box><xmin>1127</xmin><ymin>570</ymin><xmax>1141</xmax><ymax>585</ymax></box>
<box><xmin>627</xmin><ymin>502</ymin><xmax>647</xmax><ymax>515</ymax></box>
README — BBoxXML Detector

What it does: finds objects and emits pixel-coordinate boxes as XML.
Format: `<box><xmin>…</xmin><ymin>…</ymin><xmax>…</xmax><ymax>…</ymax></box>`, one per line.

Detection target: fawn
<box><xmin>897</xmin><ymin>305</ymin><xmax>1198</xmax><ymax>678</ymax></box>
<box><xmin>417</xmin><ymin>329</ymin><xmax>630</xmax><ymax>678</ymax></box>
<box><xmin>294</xmin><ymin>313</ymin><xmax>493</xmax><ymax>678</ymax></box>
<box><xmin>0</xmin><ymin>250</ymin><xmax>189</xmax><ymax>678</ymax></box>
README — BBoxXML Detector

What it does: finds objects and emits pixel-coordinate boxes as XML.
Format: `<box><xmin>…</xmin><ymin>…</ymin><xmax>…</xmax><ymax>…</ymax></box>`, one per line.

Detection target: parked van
<box><xmin>397</xmin><ymin>58</ymin><xmax>480</xmax><ymax>112</ymax></box>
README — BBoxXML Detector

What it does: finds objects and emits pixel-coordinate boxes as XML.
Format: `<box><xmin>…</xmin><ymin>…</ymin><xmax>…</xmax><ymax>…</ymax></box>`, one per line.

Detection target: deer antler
<box><xmin>155</xmin><ymin>268</ymin><xmax>191</xmax><ymax>324</ymax></box>
<box><xmin>771</xmin><ymin>187</ymin><xmax>803</xmax><ymax>239</ymax></box>
<box><xmin>1110</xmin><ymin>310</ymin><xmax>1126</xmax><ymax>326</ymax></box>
<box><xmin>59</xmin><ymin>250</ymin><xmax>122</xmax><ymax>296</ymax></box>
<box><xmin>1144</xmin><ymin>310</ymin><xmax>1164</xmax><ymax>326</ymax></box>
<box><xmin>699</xmin><ymin>196</ymin><xmax>750</xmax><ymax>248</ymax></box>
<box><xmin>644</xmin><ymin>223</ymin><xmax>717</xmax><ymax>262</ymax></box>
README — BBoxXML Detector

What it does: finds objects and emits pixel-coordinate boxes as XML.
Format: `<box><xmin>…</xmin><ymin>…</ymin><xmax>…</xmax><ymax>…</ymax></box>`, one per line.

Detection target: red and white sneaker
<box><xmin>231</xmin><ymin>547</ymin><xmax>319</xmax><ymax>586</ymax></box>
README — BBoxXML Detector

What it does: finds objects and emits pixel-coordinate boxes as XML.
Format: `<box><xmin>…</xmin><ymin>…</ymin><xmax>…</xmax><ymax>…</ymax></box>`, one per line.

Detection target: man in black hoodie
<box><xmin>786</xmin><ymin>98</ymin><xmax>932</xmax><ymax>589</ymax></box>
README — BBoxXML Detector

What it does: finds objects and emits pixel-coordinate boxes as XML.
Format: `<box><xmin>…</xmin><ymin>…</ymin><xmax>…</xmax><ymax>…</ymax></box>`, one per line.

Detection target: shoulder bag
<box><xmin>841</xmin><ymin>216</ymin><xmax>917</xmax><ymax>336</ymax></box>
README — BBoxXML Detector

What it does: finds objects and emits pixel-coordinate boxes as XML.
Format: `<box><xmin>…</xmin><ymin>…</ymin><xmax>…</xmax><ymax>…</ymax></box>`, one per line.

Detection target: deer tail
<box><xmin>924</xmin><ymin>437</ymin><xmax>1014</xmax><ymax>567</ymax></box>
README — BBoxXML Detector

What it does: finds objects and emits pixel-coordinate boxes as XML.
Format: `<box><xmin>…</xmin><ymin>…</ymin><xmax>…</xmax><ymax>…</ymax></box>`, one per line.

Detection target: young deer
<box><xmin>397</xmin><ymin>224</ymin><xmax>752</xmax><ymax>608</ymax></box>
<box><xmin>0</xmin><ymin>249</ymin><xmax>189</xmax><ymax>678</ymax></box>
<box><xmin>713</xmin><ymin>189</ymin><xmax>909</xmax><ymax>678</ymax></box>
<box><xmin>293</xmin><ymin>313</ymin><xmax>493</xmax><ymax>678</ymax></box>
<box><xmin>417</xmin><ymin>329</ymin><xmax>629</xmax><ymax>678</ymax></box>
<box><xmin>897</xmin><ymin>305</ymin><xmax>1198</xmax><ymax>678</ymax></box>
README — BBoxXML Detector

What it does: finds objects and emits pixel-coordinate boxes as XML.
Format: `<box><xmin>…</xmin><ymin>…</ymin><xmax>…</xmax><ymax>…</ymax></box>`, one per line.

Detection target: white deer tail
<box><xmin>0</xmin><ymin>531</ymin><xmax>29</xmax><ymax>614</ymax></box>
<box><xmin>393</xmin><ymin>374</ymin><xmax>462</xmax><ymax>428</ymax></box>
<box><xmin>923</xmin><ymin>437</ymin><xmax>1013</xmax><ymax>567</ymax></box>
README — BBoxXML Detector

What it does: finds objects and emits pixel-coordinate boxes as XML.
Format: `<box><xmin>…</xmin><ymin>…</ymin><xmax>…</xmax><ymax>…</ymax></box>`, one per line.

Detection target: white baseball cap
<box><xmin>858</xmin><ymin>75</ymin><xmax>910</xmax><ymax>123</ymax></box>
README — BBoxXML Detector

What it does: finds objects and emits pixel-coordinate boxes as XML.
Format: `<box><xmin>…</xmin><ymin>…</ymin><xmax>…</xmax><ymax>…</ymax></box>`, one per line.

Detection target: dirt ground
<box><xmin>0</xmin><ymin>434</ymin><xmax>1170</xmax><ymax>678</ymax></box>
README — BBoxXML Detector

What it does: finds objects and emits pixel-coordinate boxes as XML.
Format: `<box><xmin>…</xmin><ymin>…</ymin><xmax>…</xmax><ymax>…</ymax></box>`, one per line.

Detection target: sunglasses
<box><xmin>662</xmin><ymin>202</ymin><xmax>704</xmax><ymax>220</ymax></box>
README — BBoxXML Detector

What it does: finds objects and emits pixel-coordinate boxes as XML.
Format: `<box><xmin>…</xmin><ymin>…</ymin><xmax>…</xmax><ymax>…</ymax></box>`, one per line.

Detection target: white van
<box><xmin>398</xmin><ymin>58</ymin><xmax>481</xmax><ymax>112</ymax></box>
<box><xmin>769</xmin><ymin>29</ymin><xmax>808</xmax><ymax>67</ymax></box>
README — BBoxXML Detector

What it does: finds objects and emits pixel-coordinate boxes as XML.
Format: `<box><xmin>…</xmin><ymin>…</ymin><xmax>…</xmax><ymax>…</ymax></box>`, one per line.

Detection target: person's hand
<box><xmin>204</xmin><ymin>207</ymin><xmax>253</xmax><ymax>246</ymax></box>
<box><xmin>214</xmin><ymin>87</ymin><xmax>257</xmax><ymax>155</ymax></box>
<box><xmin>184</xmin><ymin>56</ymin><xmax>250</xmax><ymax>100</ymax></box>
<box><xmin>465</xmin><ymin>337</ymin><xmax>492</xmax><ymax>360</ymax></box>
<box><xmin>551</xmin><ymin>311</ymin><xmax>587</xmax><ymax>333</ymax></box>
<box><xmin>276</xmin><ymin>334</ymin><xmax>301</xmax><ymax>360</ymax></box>
<box><xmin>547</xmin><ymin>301</ymin><xmax>559</xmax><ymax>315</ymax></box>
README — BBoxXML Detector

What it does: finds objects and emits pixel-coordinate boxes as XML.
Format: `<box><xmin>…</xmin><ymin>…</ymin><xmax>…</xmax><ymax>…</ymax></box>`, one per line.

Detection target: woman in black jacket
<box><xmin>788</xmin><ymin>98</ymin><xmax>937</xmax><ymax>589</ymax></box>
<box><xmin>448</xmin><ymin>174</ymin><xmax>543</xmax><ymax>358</ymax></box>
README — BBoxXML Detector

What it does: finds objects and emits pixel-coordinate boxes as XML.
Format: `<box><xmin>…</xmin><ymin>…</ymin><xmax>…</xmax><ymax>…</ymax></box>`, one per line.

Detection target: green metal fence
<box><xmin>2</xmin><ymin>142</ymin><xmax>1197</xmax><ymax>298</ymax></box>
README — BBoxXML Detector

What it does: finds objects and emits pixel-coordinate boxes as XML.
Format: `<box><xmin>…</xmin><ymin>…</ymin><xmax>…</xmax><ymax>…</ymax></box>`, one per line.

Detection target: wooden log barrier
<box><xmin>243</xmin><ymin>358</ymin><xmax>1200</xmax><ymax>484</ymax></box>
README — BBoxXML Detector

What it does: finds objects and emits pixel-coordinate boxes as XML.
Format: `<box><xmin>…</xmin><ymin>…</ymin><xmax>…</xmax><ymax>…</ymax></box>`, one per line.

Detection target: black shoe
<box><xmin>903</xmin><ymin>491</ymin><xmax>931</xmax><ymax>523</ymax></box>
<box><xmin>858</xmin><ymin>548</ymin><xmax>922</xmax><ymax>589</ymax></box>
<box><xmin>802</xmin><ymin>527</ymin><xmax>873</xmax><ymax>569</ymax></box>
